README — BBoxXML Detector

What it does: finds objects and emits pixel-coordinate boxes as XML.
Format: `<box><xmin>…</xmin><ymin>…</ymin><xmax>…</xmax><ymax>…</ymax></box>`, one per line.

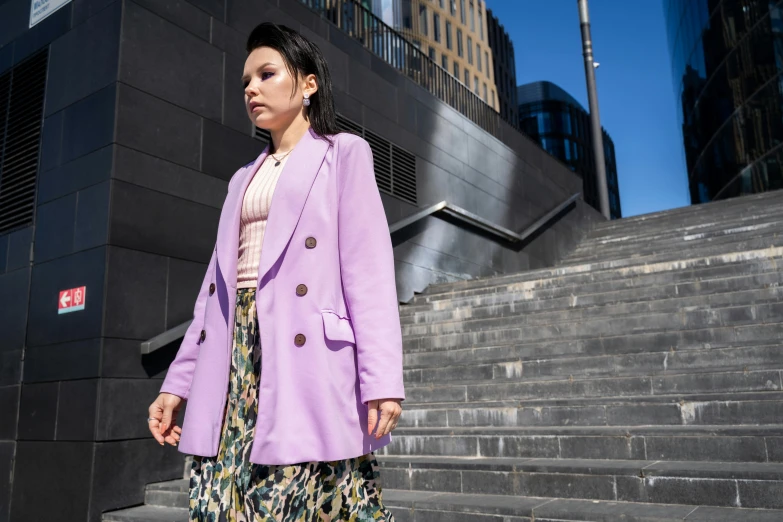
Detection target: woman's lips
<box><xmin>251</xmin><ymin>105</ymin><xmax>264</xmax><ymax>112</ymax></box>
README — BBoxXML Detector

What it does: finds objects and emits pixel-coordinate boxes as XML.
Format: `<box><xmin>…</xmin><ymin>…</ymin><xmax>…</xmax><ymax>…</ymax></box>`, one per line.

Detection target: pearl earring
<box><xmin>303</xmin><ymin>93</ymin><xmax>311</xmax><ymax>107</ymax></box>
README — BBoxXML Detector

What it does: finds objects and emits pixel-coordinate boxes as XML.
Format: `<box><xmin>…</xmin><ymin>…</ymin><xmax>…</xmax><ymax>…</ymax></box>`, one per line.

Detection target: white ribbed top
<box><xmin>236</xmin><ymin>152</ymin><xmax>292</xmax><ymax>289</ymax></box>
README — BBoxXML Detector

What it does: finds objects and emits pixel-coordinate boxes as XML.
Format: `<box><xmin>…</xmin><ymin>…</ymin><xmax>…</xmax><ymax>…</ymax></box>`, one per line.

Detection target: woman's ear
<box><xmin>303</xmin><ymin>73</ymin><xmax>318</xmax><ymax>97</ymax></box>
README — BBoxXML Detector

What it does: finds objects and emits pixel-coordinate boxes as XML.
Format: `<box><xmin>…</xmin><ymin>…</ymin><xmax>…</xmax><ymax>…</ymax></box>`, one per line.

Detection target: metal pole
<box><xmin>577</xmin><ymin>0</ymin><xmax>611</xmax><ymax>219</ymax></box>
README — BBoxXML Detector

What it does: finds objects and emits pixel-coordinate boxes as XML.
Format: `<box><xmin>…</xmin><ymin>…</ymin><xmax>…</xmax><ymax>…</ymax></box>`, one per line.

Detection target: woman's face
<box><xmin>242</xmin><ymin>46</ymin><xmax>310</xmax><ymax>131</ymax></box>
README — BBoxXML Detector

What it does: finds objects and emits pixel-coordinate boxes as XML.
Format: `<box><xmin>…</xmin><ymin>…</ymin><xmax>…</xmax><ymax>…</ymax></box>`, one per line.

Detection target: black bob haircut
<box><xmin>245</xmin><ymin>22</ymin><xmax>341</xmax><ymax>145</ymax></box>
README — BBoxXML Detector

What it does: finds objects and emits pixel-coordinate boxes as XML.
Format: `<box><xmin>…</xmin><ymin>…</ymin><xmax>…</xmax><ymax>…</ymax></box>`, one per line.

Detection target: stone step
<box><xmin>404</xmin><ymin>367</ymin><xmax>783</xmax><ymax>403</ymax></box>
<box><xmin>383</xmin><ymin>489</ymin><xmax>783</xmax><ymax>521</ymax></box>
<box><xmin>403</xmin><ymin>303</ymin><xmax>783</xmax><ymax>352</ymax></box>
<box><xmin>401</xmin><ymin>257</ymin><xmax>783</xmax><ymax>315</ymax></box>
<box><xmin>579</xmin><ymin>206</ymin><xmax>783</xmax><ymax>243</ymax></box>
<box><xmin>403</xmin><ymin>343</ymin><xmax>783</xmax><ymax>385</ymax></box>
<box><xmin>401</xmin><ymin>271</ymin><xmax>783</xmax><ymax>324</ymax></box>
<box><xmin>144</xmin><ymin>479</ymin><xmax>188</xmax><ymax>509</ymax></box>
<box><xmin>561</xmin><ymin>231</ymin><xmax>783</xmax><ymax>266</ymax></box>
<box><xmin>570</xmin><ymin>211</ymin><xmax>783</xmax><ymax>245</ymax></box>
<box><xmin>398</xmin><ymin>391</ymin><xmax>783</xmax><ymax>428</ymax></box>
<box><xmin>588</xmin><ymin>189</ymin><xmax>783</xmax><ymax>235</ymax></box>
<box><xmin>404</xmin><ymin>324</ymin><xmax>783</xmax><ymax>369</ymax></box>
<box><xmin>377</xmin><ymin>454</ymin><xmax>783</xmax><ymax>509</ymax></box>
<box><xmin>411</xmin><ymin>245</ymin><xmax>783</xmax><ymax>302</ymax></box>
<box><xmin>565</xmin><ymin>235</ymin><xmax>783</xmax><ymax>265</ymax></box>
<box><xmin>382</xmin><ymin>424</ymin><xmax>783</xmax><ymax>463</ymax></box>
<box><xmin>102</xmin><ymin>505</ymin><xmax>188</xmax><ymax>522</ymax></box>
<box><xmin>401</xmin><ymin>288</ymin><xmax>783</xmax><ymax>338</ymax></box>
<box><xmin>589</xmin><ymin>198</ymin><xmax>783</xmax><ymax>239</ymax></box>
<box><xmin>567</xmin><ymin>218</ymin><xmax>783</xmax><ymax>260</ymax></box>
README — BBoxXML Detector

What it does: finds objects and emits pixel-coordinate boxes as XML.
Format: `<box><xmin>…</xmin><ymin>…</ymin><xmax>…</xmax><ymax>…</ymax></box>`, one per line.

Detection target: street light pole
<box><xmin>577</xmin><ymin>0</ymin><xmax>611</xmax><ymax>219</ymax></box>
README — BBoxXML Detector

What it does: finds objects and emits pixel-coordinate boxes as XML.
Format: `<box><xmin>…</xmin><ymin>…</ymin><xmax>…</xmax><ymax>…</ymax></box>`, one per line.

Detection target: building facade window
<box><xmin>483</xmin><ymin>82</ymin><xmax>487</xmax><ymax>101</ymax></box>
<box><xmin>460</xmin><ymin>0</ymin><xmax>465</xmax><ymax>23</ymax></box>
<box><xmin>433</xmin><ymin>13</ymin><xmax>441</xmax><ymax>42</ymax></box>
<box><xmin>663</xmin><ymin>0</ymin><xmax>783</xmax><ymax>204</ymax></box>
<box><xmin>457</xmin><ymin>28</ymin><xmax>463</xmax><ymax>57</ymax></box>
<box><xmin>441</xmin><ymin>53</ymin><xmax>448</xmax><ymax>69</ymax></box>
<box><xmin>464</xmin><ymin>69</ymin><xmax>469</xmax><ymax>86</ymax></box>
<box><xmin>477</xmin><ymin>43</ymin><xmax>481</xmax><ymax>71</ymax></box>
<box><xmin>478</xmin><ymin>7</ymin><xmax>483</xmax><ymax>40</ymax></box>
<box><xmin>450</xmin><ymin>0</ymin><xmax>457</xmax><ymax>15</ymax></box>
<box><xmin>439</xmin><ymin>0</ymin><xmax>444</xmax><ymax>8</ymax></box>
<box><xmin>453</xmin><ymin>62</ymin><xmax>459</xmax><ymax>78</ymax></box>
<box><xmin>429</xmin><ymin>46</ymin><xmax>435</xmax><ymax>60</ymax></box>
<box><xmin>518</xmin><ymin>81</ymin><xmax>621</xmax><ymax>219</ymax></box>
<box><xmin>445</xmin><ymin>20</ymin><xmax>452</xmax><ymax>49</ymax></box>
<box><xmin>474</xmin><ymin>75</ymin><xmax>479</xmax><ymax>93</ymax></box>
<box><xmin>419</xmin><ymin>5</ymin><xmax>428</xmax><ymax>36</ymax></box>
<box><xmin>467</xmin><ymin>36</ymin><xmax>473</xmax><ymax>63</ymax></box>
<box><xmin>469</xmin><ymin>0</ymin><xmax>475</xmax><ymax>32</ymax></box>
<box><xmin>485</xmin><ymin>50</ymin><xmax>489</xmax><ymax>78</ymax></box>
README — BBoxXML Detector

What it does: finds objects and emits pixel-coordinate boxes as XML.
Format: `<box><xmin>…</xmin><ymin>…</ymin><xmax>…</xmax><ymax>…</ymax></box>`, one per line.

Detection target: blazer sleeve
<box><xmin>158</xmin><ymin>244</ymin><xmax>217</xmax><ymax>400</ymax></box>
<box><xmin>337</xmin><ymin>137</ymin><xmax>406</xmax><ymax>405</ymax></box>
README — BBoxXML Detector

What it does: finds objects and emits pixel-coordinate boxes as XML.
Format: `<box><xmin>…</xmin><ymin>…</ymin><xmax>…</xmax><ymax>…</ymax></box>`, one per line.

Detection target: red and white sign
<box><xmin>58</xmin><ymin>286</ymin><xmax>86</xmax><ymax>314</ymax></box>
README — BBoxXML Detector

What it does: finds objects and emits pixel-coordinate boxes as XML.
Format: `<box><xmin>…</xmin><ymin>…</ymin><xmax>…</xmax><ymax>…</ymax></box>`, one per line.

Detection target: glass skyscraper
<box><xmin>664</xmin><ymin>0</ymin><xmax>783</xmax><ymax>203</ymax></box>
<box><xmin>518</xmin><ymin>81</ymin><xmax>622</xmax><ymax>220</ymax></box>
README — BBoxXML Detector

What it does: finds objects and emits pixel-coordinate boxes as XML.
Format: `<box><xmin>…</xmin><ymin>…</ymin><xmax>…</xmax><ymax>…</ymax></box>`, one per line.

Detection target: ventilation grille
<box><xmin>336</xmin><ymin>113</ymin><xmax>417</xmax><ymax>206</ymax></box>
<box><xmin>0</xmin><ymin>49</ymin><xmax>48</xmax><ymax>235</ymax></box>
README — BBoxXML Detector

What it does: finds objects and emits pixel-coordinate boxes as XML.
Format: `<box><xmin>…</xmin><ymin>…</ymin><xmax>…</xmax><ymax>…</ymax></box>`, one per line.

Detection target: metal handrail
<box><xmin>389</xmin><ymin>192</ymin><xmax>581</xmax><ymax>244</ymax></box>
<box><xmin>142</xmin><ymin>192</ymin><xmax>580</xmax><ymax>355</ymax></box>
<box><xmin>140</xmin><ymin>320</ymin><xmax>191</xmax><ymax>355</ymax></box>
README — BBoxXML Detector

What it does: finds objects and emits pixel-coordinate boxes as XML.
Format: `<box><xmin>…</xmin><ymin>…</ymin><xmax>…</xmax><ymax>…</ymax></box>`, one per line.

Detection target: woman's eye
<box><xmin>262</xmin><ymin>72</ymin><xmax>274</xmax><ymax>80</ymax></box>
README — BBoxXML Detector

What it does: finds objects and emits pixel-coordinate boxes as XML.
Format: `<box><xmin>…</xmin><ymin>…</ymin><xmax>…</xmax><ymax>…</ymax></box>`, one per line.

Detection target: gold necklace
<box><xmin>269</xmin><ymin>148</ymin><xmax>293</xmax><ymax>166</ymax></box>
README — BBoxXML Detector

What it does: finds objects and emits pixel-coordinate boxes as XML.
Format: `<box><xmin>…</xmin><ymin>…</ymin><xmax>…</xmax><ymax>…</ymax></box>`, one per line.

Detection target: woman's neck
<box><xmin>270</xmin><ymin>120</ymin><xmax>311</xmax><ymax>154</ymax></box>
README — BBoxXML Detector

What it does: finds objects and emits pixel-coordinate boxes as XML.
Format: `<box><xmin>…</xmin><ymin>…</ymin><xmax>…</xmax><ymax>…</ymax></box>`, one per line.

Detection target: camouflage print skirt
<box><xmin>189</xmin><ymin>287</ymin><xmax>395</xmax><ymax>522</ymax></box>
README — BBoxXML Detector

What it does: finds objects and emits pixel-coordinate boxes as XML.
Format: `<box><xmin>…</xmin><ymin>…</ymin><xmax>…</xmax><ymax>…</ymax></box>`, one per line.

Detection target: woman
<box><xmin>146</xmin><ymin>22</ymin><xmax>405</xmax><ymax>521</ymax></box>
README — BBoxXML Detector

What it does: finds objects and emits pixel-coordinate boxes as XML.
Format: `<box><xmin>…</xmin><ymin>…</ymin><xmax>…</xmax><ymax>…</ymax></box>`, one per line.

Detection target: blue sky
<box><xmin>484</xmin><ymin>0</ymin><xmax>690</xmax><ymax>218</ymax></box>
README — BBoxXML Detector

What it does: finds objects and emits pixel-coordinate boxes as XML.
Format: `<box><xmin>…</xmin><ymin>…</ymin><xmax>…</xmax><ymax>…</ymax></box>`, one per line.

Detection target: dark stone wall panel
<box><xmin>45</xmin><ymin>0</ymin><xmax>121</xmax><ymax>116</ymax></box>
<box><xmin>116</xmin><ymin>83</ymin><xmax>202</xmax><ymax>170</ymax></box>
<box><xmin>108</xmin><ymin>180</ymin><xmax>220</xmax><ymax>261</ymax></box>
<box><xmin>90</xmin><ymin>438</ymin><xmax>184</xmax><ymax>521</ymax></box>
<box><xmin>38</xmin><ymin>145</ymin><xmax>113</xmax><ymax>205</ymax></box>
<box><xmin>113</xmin><ymin>145</ymin><xmax>228</xmax><ymax>209</ymax></box>
<box><xmin>17</xmin><ymin>382</ymin><xmax>58</xmax><ymax>440</ymax></box>
<box><xmin>0</xmin><ymin>266</ymin><xmax>30</xmax><ymax>353</ymax></box>
<box><xmin>11</xmin><ymin>441</ymin><xmax>93</xmax><ymax>522</ymax></box>
<box><xmin>0</xmin><ymin>441</ymin><xmax>14</xmax><ymax>522</ymax></box>
<box><xmin>120</xmin><ymin>1</ymin><xmax>222</xmax><ymax>121</ymax></box>
<box><xmin>103</xmin><ymin>246</ymin><xmax>167</xmax><ymax>341</ymax></box>
<box><xmin>23</xmin><ymin>339</ymin><xmax>101</xmax><ymax>383</ymax></box>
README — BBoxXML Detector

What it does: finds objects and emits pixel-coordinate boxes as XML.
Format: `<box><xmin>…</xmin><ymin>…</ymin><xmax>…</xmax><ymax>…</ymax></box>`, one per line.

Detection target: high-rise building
<box><xmin>486</xmin><ymin>7</ymin><xmax>518</xmax><ymax>128</ymax></box>
<box><xmin>518</xmin><ymin>81</ymin><xmax>622</xmax><ymax>219</ymax></box>
<box><xmin>664</xmin><ymin>0</ymin><xmax>783</xmax><ymax>203</ymax></box>
<box><xmin>370</xmin><ymin>0</ymin><xmax>498</xmax><ymax>111</ymax></box>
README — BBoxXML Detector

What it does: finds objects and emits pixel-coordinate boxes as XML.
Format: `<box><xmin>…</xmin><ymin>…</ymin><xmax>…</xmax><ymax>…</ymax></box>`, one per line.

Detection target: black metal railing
<box><xmin>299</xmin><ymin>0</ymin><xmax>502</xmax><ymax>138</ymax></box>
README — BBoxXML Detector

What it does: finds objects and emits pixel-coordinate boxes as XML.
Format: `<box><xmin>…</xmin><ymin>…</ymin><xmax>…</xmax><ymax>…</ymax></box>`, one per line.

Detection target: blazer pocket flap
<box><xmin>321</xmin><ymin>310</ymin><xmax>356</xmax><ymax>344</ymax></box>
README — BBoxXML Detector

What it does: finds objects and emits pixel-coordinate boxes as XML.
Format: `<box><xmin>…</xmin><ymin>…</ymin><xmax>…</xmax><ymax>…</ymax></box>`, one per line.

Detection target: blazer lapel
<box><xmin>215</xmin><ymin>126</ymin><xmax>330</xmax><ymax>291</ymax></box>
<box><xmin>256</xmin><ymin>126</ymin><xmax>330</xmax><ymax>284</ymax></box>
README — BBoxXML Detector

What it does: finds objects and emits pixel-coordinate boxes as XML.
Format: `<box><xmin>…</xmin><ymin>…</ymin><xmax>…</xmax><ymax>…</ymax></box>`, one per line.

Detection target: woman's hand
<box><xmin>367</xmin><ymin>399</ymin><xmax>402</xmax><ymax>439</ymax></box>
<box><xmin>148</xmin><ymin>392</ymin><xmax>184</xmax><ymax>446</ymax></box>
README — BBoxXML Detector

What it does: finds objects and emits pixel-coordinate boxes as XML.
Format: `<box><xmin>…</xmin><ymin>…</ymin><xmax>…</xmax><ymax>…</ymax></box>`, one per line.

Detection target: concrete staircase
<box><xmin>103</xmin><ymin>189</ymin><xmax>783</xmax><ymax>520</ymax></box>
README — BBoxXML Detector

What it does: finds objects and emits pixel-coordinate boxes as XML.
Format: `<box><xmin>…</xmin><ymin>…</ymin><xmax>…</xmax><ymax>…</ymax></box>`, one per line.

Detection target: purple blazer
<box><xmin>159</xmin><ymin>127</ymin><xmax>406</xmax><ymax>465</ymax></box>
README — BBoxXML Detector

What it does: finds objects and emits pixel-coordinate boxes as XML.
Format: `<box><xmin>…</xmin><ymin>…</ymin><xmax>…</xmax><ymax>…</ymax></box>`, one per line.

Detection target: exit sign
<box><xmin>58</xmin><ymin>286</ymin><xmax>86</xmax><ymax>314</ymax></box>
